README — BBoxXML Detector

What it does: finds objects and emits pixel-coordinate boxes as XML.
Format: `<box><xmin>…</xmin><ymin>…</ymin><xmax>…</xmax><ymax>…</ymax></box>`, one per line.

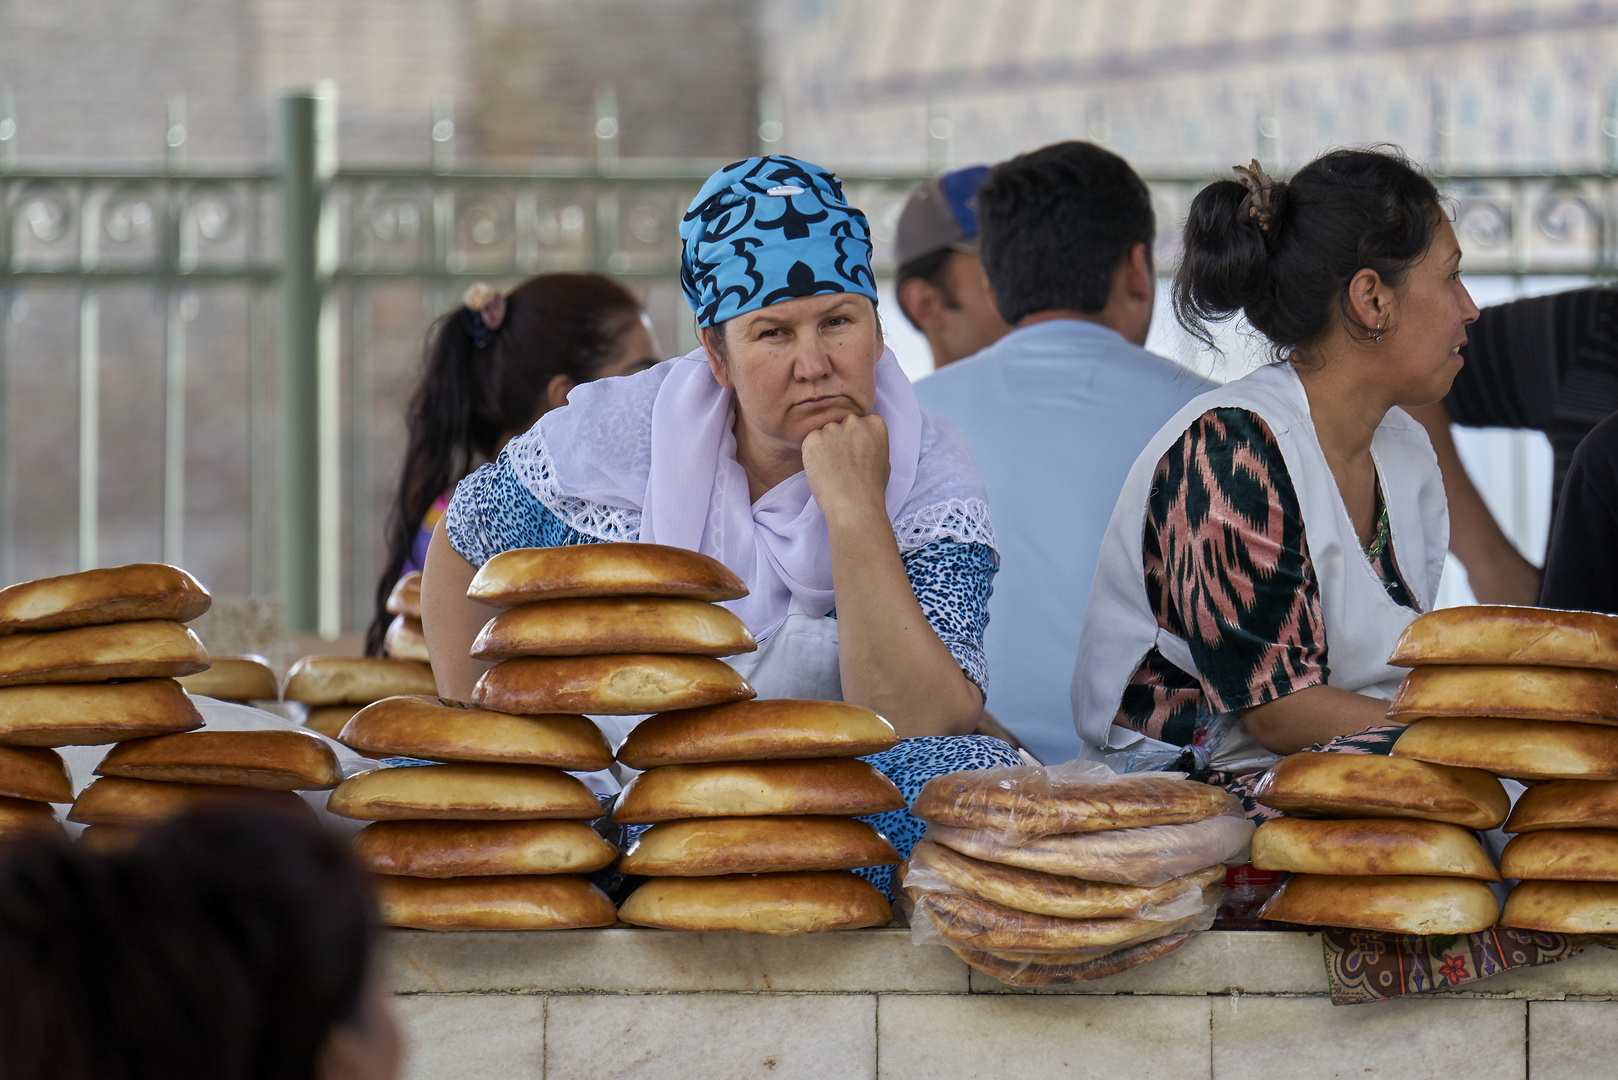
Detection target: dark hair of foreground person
<box><xmin>0</xmin><ymin>808</ymin><xmax>393</xmax><ymax>1080</ymax></box>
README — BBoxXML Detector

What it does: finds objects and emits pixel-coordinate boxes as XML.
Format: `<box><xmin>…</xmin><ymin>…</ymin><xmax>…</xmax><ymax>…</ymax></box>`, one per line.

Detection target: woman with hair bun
<box><xmin>368</xmin><ymin>273</ymin><xmax>660</xmax><ymax>653</ymax></box>
<box><xmin>1072</xmin><ymin>149</ymin><xmax>1479</xmax><ymax>806</ymax></box>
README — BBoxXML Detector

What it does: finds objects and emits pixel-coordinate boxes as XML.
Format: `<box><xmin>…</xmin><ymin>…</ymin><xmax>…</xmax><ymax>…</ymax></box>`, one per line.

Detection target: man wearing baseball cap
<box><xmin>894</xmin><ymin>166</ymin><xmax>1010</xmax><ymax>370</ymax></box>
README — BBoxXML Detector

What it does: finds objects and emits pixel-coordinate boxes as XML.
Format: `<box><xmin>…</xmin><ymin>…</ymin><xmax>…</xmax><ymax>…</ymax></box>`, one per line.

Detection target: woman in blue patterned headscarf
<box><xmin>421</xmin><ymin>156</ymin><xmax>1021</xmax><ymax>893</ymax></box>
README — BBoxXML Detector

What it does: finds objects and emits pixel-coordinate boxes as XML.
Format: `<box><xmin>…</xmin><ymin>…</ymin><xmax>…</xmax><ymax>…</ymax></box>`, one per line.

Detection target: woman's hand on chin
<box><xmin>802</xmin><ymin>412</ymin><xmax>891</xmax><ymax>524</ymax></box>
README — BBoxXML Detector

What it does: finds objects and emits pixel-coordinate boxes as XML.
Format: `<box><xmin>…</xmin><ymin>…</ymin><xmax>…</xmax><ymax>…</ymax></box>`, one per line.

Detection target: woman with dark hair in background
<box><xmin>0</xmin><ymin>808</ymin><xmax>397</xmax><ymax>1080</ymax></box>
<box><xmin>368</xmin><ymin>273</ymin><xmax>660</xmax><ymax>653</ymax></box>
<box><xmin>1073</xmin><ymin>148</ymin><xmax>1478</xmax><ymax>805</ymax></box>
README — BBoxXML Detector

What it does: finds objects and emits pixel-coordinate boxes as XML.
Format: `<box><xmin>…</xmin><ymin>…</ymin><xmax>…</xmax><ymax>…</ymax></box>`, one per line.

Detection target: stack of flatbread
<box><xmin>899</xmin><ymin>763</ymin><xmax>1254</xmax><ymax>985</ymax></box>
<box><xmin>328</xmin><ymin>695</ymin><xmax>618</xmax><ymax>930</ymax></box>
<box><xmin>1495</xmin><ymin>779</ymin><xmax>1618</xmax><ymax>932</ymax></box>
<box><xmin>177</xmin><ymin>655</ymin><xmax>278</xmax><ymax>706</ymax></box>
<box><xmin>1250</xmin><ymin>752</ymin><xmax>1506</xmax><ymax>933</ymax></box>
<box><xmin>282</xmin><ymin>654</ymin><xmax>438</xmax><ymax>744</ymax></box>
<box><xmin>611</xmin><ymin>698</ymin><xmax>902</xmax><ymax>934</ymax></box>
<box><xmin>382</xmin><ymin>571</ymin><xmax>428</xmax><ymax>663</ymax></box>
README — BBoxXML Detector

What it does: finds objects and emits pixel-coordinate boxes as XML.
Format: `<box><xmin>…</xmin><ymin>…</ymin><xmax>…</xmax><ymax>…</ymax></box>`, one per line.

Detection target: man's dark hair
<box><xmin>894</xmin><ymin>248</ymin><xmax>958</xmax><ymax>329</ymax></box>
<box><xmin>977</xmin><ymin>141</ymin><xmax>1155</xmax><ymax>325</ymax></box>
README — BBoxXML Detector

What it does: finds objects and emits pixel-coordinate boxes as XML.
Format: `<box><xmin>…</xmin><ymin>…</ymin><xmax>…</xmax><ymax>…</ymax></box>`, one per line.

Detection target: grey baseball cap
<box><xmin>895</xmin><ymin>165</ymin><xmax>993</xmax><ymax>269</ymax></box>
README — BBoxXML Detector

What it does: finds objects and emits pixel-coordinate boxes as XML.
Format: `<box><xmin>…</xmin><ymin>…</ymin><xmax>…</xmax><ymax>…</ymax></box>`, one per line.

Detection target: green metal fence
<box><xmin>3</xmin><ymin>91</ymin><xmax>1617</xmax><ymax>634</ymax></box>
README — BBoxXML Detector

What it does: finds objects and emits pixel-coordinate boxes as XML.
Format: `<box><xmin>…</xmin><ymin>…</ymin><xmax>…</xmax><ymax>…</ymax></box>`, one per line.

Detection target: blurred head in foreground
<box><xmin>0</xmin><ymin>809</ymin><xmax>397</xmax><ymax>1080</ymax></box>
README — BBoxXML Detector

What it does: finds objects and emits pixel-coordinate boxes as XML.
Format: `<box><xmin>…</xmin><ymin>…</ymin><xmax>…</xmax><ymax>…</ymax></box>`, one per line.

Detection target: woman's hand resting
<box><xmin>802</xmin><ymin>412</ymin><xmax>890</xmax><ymax>524</ymax></box>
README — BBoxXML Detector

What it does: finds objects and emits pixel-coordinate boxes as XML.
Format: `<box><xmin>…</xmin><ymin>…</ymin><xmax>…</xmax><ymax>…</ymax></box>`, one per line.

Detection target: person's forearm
<box><xmin>1241</xmin><ymin>684</ymin><xmax>1400</xmax><ymax>756</ymax></box>
<box><xmin>1405</xmin><ymin>402</ymin><xmax>1541</xmax><ymax>604</ymax></box>
<box><xmin>421</xmin><ymin>520</ymin><xmax>498</xmax><ymax>702</ymax></box>
<box><xmin>824</xmin><ymin>503</ymin><xmax>982</xmax><ymax>738</ymax></box>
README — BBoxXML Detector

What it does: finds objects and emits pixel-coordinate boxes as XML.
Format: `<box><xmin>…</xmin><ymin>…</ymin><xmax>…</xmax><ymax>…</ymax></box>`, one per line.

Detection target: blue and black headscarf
<box><xmin>679</xmin><ymin>155</ymin><xmax>878</xmax><ymax>327</ymax></box>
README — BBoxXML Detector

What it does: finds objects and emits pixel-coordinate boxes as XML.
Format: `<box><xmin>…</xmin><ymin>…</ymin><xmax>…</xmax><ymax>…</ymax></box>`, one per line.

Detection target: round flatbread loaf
<box><xmin>912</xmin><ymin>766</ymin><xmax>1241</xmax><ymax>840</ymax></box>
<box><xmin>94</xmin><ymin>729</ymin><xmax>342</xmax><ymax>791</ymax></box>
<box><xmin>283</xmin><ymin>656</ymin><xmax>437</xmax><ymax>706</ymax></box>
<box><xmin>619</xmin><ymin>816</ymin><xmax>900</xmax><ymax>876</ymax></box>
<box><xmin>303</xmin><ymin>705</ymin><xmax>361</xmax><ymax>741</ymax></box>
<box><xmin>468</xmin><ymin>543</ymin><xmax>748</xmax><ymax>605</ymax></box>
<box><xmin>75</xmin><ymin>824</ymin><xmax>139</xmax><ymax>852</ymax></box>
<box><xmin>1252</xmin><ymin>751</ymin><xmax>1508</xmax><ymax>828</ymax></box>
<box><xmin>0</xmin><ymin>563</ymin><xmax>210</xmax><ymax>634</ymax></box>
<box><xmin>1500</xmin><ymin>880</ymin><xmax>1618</xmax><ymax>933</ymax></box>
<box><xmin>0</xmin><ymin>746</ymin><xmax>72</xmax><ymax>803</ymax></box>
<box><xmin>353</xmin><ymin>820</ymin><xmax>618</xmax><ymax>877</ymax></box>
<box><xmin>383</xmin><ymin>616</ymin><xmax>429</xmax><ymax>664</ymax></box>
<box><xmin>0</xmin><ymin>794</ymin><xmax>63</xmax><ymax>836</ymax></box>
<box><xmin>1389</xmin><ymin>605</ymin><xmax>1618</xmax><ymax>671</ymax></box>
<box><xmin>1257</xmin><ymin>873</ymin><xmax>1499</xmax><ymax>934</ymax></box>
<box><xmin>1505</xmin><ymin>779</ymin><xmax>1618</xmax><ymax>833</ymax></box>
<box><xmin>472</xmin><ymin>597</ymin><xmax>757</xmax><ymax>660</ymax></box>
<box><xmin>325</xmin><ymin>763</ymin><xmax>601</xmax><ymax>821</ymax></box>
<box><xmin>0</xmin><ymin>620</ymin><xmax>208</xmax><ymax>687</ymax></box>
<box><xmin>385</xmin><ymin>571</ymin><xmax>422</xmax><ymax>620</ymax></box>
<box><xmin>949</xmin><ymin>932</ymin><xmax>1195</xmax><ymax>987</ymax></box>
<box><xmin>1387</xmin><ymin>664</ymin><xmax>1618</xmax><ymax>724</ymax></box>
<box><xmin>1392</xmin><ymin>717</ymin><xmax>1618</xmax><ymax>780</ymax></box>
<box><xmin>927</xmin><ymin>814</ymin><xmax>1255</xmax><ymax>887</ymax></box>
<box><xmin>616</xmin><ymin>699</ymin><xmax>898</xmax><ymax>768</ymax></box>
<box><xmin>0</xmin><ymin>678</ymin><xmax>203</xmax><ymax>746</ymax></box>
<box><xmin>612</xmin><ymin>759</ymin><xmax>905</xmax><ymax>824</ymax></box>
<box><xmin>1500</xmin><ymin>829</ymin><xmax>1618</xmax><ymax>881</ymax></box>
<box><xmin>907</xmin><ymin>886</ymin><xmax>1217</xmax><ymax>953</ymax></box>
<box><xmin>177</xmin><ymin>656</ymin><xmax>278</xmax><ymax>703</ymax></box>
<box><xmin>474</xmin><ymin>654</ymin><xmax>755</xmax><ymax>716</ymax></box>
<box><xmin>375</xmin><ymin>874</ymin><xmax>617</xmax><ymax>931</ymax></box>
<box><xmin>67</xmin><ymin>777</ymin><xmax>310</xmax><ymax>826</ymax></box>
<box><xmin>903</xmin><ymin>839</ymin><xmax>1226</xmax><ymax>920</ymax></box>
<box><xmin>338</xmin><ymin>696</ymin><xmax>612</xmax><ymax>771</ymax></box>
<box><xmin>1250</xmin><ymin>817</ymin><xmax>1500</xmax><ymax>880</ymax></box>
<box><xmin>617</xmin><ymin>871</ymin><xmax>891</xmax><ymax>934</ymax></box>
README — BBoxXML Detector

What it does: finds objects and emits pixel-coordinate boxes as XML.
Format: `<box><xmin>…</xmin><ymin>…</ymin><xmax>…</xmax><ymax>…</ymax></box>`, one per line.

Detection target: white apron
<box><xmin>1070</xmin><ymin>362</ymin><xmax>1448</xmax><ymax>773</ymax></box>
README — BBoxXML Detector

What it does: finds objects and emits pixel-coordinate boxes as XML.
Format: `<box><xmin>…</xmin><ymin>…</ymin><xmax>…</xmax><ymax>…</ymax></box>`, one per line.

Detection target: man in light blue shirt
<box><xmin>913</xmin><ymin>141</ymin><xmax>1217</xmax><ymax>765</ymax></box>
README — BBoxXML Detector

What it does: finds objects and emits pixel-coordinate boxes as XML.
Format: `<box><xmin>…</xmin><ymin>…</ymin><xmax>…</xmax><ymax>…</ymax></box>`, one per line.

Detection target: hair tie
<box><xmin>1233</xmin><ymin>159</ymin><xmax>1277</xmax><ymax>232</ymax></box>
<box><xmin>459</xmin><ymin>282</ymin><xmax>508</xmax><ymax>348</ymax></box>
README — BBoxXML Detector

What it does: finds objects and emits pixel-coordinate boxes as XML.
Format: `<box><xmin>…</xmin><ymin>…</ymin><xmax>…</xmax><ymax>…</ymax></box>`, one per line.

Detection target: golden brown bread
<box><xmin>325</xmin><ymin>763</ymin><xmax>602</xmax><ymax>821</ymax></box>
<box><xmin>374</xmin><ymin>874</ymin><xmax>617</xmax><ymax>931</ymax></box>
<box><xmin>616</xmin><ymin>871</ymin><xmax>891</xmax><ymax>934</ymax></box>
<box><xmin>1387</xmin><ymin>664</ymin><xmax>1618</xmax><ymax>723</ymax></box>
<box><xmin>95</xmin><ymin>729</ymin><xmax>342</xmax><ymax>791</ymax></box>
<box><xmin>382</xmin><ymin>616</ymin><xmax>430</xmax><ymax>664</ymax></box>
<box><xmin>385</xmin><ymin>571</ymin><xmax>422</xmax><ymax>620</ymax></box>
<box><xmin>1257</xmin><ymin>873</ymin><xmax>1499</xmax><ymax>934</ymax></box>
<box><xmin>1505</xmin><ymin>779</ymin><xmax>1618</xmax><ymax>832</ymax></box>
<box><xmin>67</xmin><ymin>777</ymin><xmax>310</xmax><ymax>826</ymax></box>
<box><xmin>474</xmin><ymin>654</ymin><xmax>755</xmax><ymax>716</ymax></box>
<box><xmin>904</xmin><ymin>839</ymin><xmax>1225</xmax><ymax>920</ymax></box>
<box><xmin>0</xmin><ymin>746</ymin><xmax>72</xmax><ymax>803</ymax></box>
<box><xmin>1250</xmin><ymin>817</ymin><xmax>1500</xmax><ymax>880</ymax></box>
<box><xmin>618</xmin><ymin>816</ymin><xmax>900</xmax><ymax>876</ymax></box>
<box><xmin>303</xmin><ymin>705</ymin><xmax>361</xmax><ymax>741</ymax></box>
<box><xmin>283</xmin><ymin>656</ymin><xmax>437</xmax><ymax>706</ymax></box>
<box><xmin>74</xmin><ymin>824</ymin><xmax>139</xmax><ymax>852</ymax></box>
<box><xmin>907</xmin><ymin>886</ymin><xmax>1217</xmax><ymax>953</ymax></box>
<box><xmin>913</xmin><ymin>766</ymin><xmax>1242</xmax><ymax>838</ymax></box>
<box><xmin>352</xmin><ymin>820</ymin><xmax>618</xmax><ymax>877</ymax></box>
<box><xmin>0</xmin><ymin>679</ymin><xmax>203</xmax><ymax>746</ymax></box>
<box><xmin>927</xmin><ymin>815</ymin><xmax>1255</xmax><ymax>886</ymax></box>
<box><xmin>467</xmin><ymin>543</ymin><xmax>748</xmax><ymax>605</ymax></box>
<box><xmin>338</xmin><ymin>696</ymin><xmax>612</xmax><ymax>771</ymax></box>
<box><xmin>472</xmin><ymin>597</ymin><xmax>757</xmax><ymax>660</ymax></box>
<box><xmin>1391</xmin><ymin>717</ymin><xmax>1618</xmax><ymax>780</ymax></box>
<box><xmin>615</xmin><ymin>699</ymin><xmax>898</xmax><ymax>767</ymax></box>
<box><xmin>1500</xmin><ymin>880</ymin><xmax>1618</xmax><ymax>932</ymax></box>
<box><xmin>1389</xmin><ymin>605</ymin><xmax>1618</xmax><ymax>670</ymax></box>
<box><xmin>0</xmin><ymin>620</ymin><xmax>208</xmax><ymax>687</ymax></box>
<box><xmin>0</xmin><ymin>795</ymin><xmax>63</xmax><ymax>835</ymax></box>
<box><xmin>0</xmin><ymin>564</ymin><xmax>210</xmax><ymax>633</ymax></box>
<box><xmin>1252</xmin><ymin>751</ymin><xmax>1508</xmax><ymax>828</ymax></box>
<box><xmin>950</xmin><ymin>933</ymin><xmax>1195</xmax><ymax>987</ymax></box>
<box><xmin>1500</xmin><ymin>829</ymin><xmax>1618</xmax><ymax>880</ymax></box>
<box><xmin>612</xmin><ymin>758</ymin><xmax>906</xmax><ymax>824</ymax></box>
<box><xmin>177</xmin><ymin>656</ymin><xmax>279</xmax><ymax>702</ymax></box>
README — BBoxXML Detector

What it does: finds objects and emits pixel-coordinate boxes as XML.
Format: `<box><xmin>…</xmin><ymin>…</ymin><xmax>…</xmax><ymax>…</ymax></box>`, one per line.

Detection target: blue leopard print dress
<box><xmin>447</xmin><ymin>452</ymin><xmax>1024</xmax><ymax>899</ymax></box>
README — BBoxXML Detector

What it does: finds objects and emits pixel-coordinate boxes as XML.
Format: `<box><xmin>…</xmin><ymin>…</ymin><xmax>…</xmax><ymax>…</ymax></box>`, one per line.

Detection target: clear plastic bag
<box><xmin>949</xmin><ymin>930</ymin><xmax>1200</xmax><ymax>987</ymax></box>
<box><xmin>927</xmin><ymin>813</ymin><xmax>1255</xmax><ymax>886</ymax></box>
<box><xmin>901</xmin><ymin>879</ymin><xmax>1220</xmax><ymax>952</ymax></box>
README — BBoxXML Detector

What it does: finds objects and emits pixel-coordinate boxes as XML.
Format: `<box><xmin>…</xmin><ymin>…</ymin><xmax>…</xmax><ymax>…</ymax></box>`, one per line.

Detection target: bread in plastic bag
<box><xmin>902</xmin><ymin>838</ymin><xmax>1223</xmax><ymax>921</ymax></box>
<box><xmin>927</xmin><ymin>812</ymin><xmax>1255</xmax><ymax>886</ymax></box>
<box><xmin>903</xmin><ymin>880</ymin><xmax>1220</xmax><ymax>953</ymax></box>
<box><xmin>913</xmin><ymin>759</ymin><xmax>1242</xmax><ymax>845</ymax></box>
<box><xmin>949</xmin><ymin>930</ymin><xmax>1197</xmax><ymax>987</ymax></box>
